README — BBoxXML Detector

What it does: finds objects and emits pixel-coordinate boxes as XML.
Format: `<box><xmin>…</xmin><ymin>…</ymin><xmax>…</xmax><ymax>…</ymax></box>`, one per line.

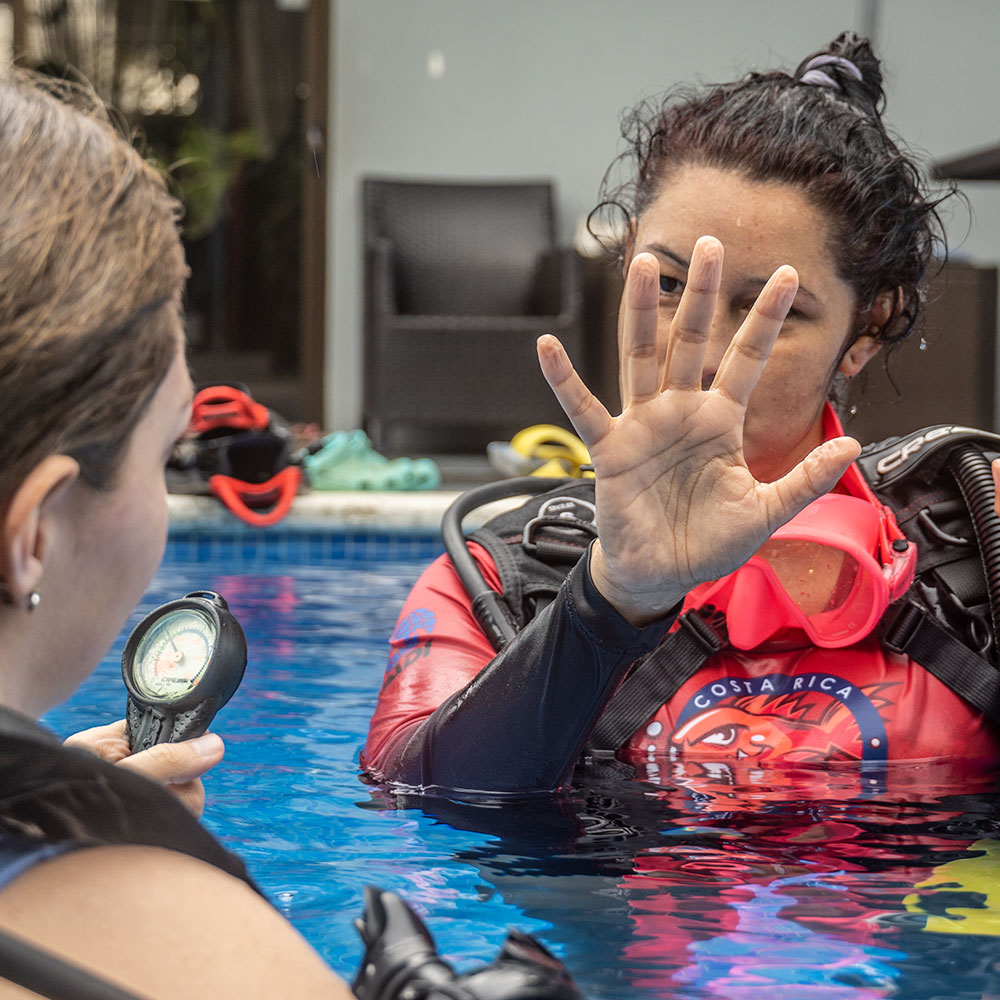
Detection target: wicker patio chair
<box><xmin>363</xmin><ymin>178</ymin><xmax>584</xmax><ymax>454</ymax></box>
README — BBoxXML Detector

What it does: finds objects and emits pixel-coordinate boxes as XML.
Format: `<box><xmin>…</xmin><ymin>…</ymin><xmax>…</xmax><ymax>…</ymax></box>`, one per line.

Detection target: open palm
<box><xmin>537</xmin><ymin>239</ymin><xmax>860</xmax><ymax>625</ymax></box>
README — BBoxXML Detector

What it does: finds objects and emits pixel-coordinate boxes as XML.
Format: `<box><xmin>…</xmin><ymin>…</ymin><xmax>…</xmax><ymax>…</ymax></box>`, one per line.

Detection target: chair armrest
<box><xmin>367</xmin><ymin>237</ymin><xmax>398</xmax><ymax>317</ymax></box>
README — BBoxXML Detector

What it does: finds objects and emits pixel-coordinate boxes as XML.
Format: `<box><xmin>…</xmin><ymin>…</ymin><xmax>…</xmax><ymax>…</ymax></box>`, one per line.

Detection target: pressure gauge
<box><xmin>122</xmin><ymin>591</ymin><xmax>247</xmax><ymax>751</ymax></box>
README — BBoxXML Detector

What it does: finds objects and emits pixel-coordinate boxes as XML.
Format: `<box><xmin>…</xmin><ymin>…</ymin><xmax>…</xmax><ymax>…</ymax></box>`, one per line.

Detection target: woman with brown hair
<box><xmin>0</xmin><ymin>67</ymin><xmax>583</xmax><ymax>1000</ymax></box>
<box><xmin>0</xmin><ymin>70</ymin><xmax>353</xmax><ymax>999</ymax></box>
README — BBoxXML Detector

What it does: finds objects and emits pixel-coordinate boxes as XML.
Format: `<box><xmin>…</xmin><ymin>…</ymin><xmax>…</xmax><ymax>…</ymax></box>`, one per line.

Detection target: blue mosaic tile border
<box><xmin>166</xmin><ymin>531</ymin><xmax>445</xmax><ymax>565</ymax></box>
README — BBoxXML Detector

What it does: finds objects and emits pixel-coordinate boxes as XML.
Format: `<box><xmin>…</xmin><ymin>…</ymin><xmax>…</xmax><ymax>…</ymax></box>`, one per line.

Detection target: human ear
<box><xmin>867</xmin><ymin>288</ymin><xmax>898</xmax><ymax>333</ymax></box>
<box><xmin>839</xmin><ymin>289</ymin><xmax>897</xmax><ymax>378</ymax></box>
<box><xmin>839</xmin><ymin>334</ymin><xmax>882</xmax><ymax>378</ymax></box>
<box><xmin>0</xmin><ymin>456</ymin><xmax>79</xmax><ymax>606</ymax></box>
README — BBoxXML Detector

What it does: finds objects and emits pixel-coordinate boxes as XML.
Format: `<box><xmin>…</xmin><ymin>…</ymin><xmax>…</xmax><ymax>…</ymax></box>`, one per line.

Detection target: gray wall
<box><xmin>328</xmin><ymin>0</ymin><xmax>1000</xmax><ymax>432</ymax></box>
<box><xmin>877</xmin><ymin>0</ymin><xmax>1000</xmax><ymax>266</ymax></box>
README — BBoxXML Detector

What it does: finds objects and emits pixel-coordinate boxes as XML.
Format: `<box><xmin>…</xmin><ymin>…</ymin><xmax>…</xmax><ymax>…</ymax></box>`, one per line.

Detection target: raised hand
<box><xmin>536</xmin><ymin>238</ymin><xmax>861</xmax><ymax>625</ymax></box>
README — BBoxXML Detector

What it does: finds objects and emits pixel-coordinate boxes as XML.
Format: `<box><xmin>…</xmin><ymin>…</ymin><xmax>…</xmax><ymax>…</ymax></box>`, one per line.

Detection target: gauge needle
<box><xmin>168</xmin><ymin>634</ymin><xmax>185</xmax><ymax>664</ymax></box>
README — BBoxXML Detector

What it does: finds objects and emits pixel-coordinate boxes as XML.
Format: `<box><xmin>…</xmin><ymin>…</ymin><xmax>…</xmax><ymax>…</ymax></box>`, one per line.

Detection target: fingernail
<box><xmin>630</xmin><ymin>256</ymin><xmax>657</xmax><ymax>297</ymax></box>
<box><xmin>775</xmin><ymin>273</ymin><xmax>798</xmax><ymax>313</ymax></box>
<box><xmin>189</xmin><ymin>733</ymin><xmax>223</xmax><ymax>756</ymax></box>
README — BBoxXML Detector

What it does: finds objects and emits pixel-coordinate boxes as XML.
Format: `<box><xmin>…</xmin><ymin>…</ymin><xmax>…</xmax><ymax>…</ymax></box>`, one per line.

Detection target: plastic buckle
<box><xmin>881</xmin><ymin>600</ymin><xmax>923</xmax><ymax>654</ymax></box>
<box><xmin>521</xmin><ymin>515</ymin><xmax>597</xmax><ymax>564</ymax></box>
<box><xmin>678</xmin><ymin>610</ymin><xmax>727</xmax><ymax>655</ymax></box>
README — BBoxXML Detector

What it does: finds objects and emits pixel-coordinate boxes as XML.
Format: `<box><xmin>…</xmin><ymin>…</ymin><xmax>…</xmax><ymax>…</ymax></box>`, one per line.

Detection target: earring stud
<box><xmin>0</xmin><ymin>585</ymin><xmax>40</xmax><ymax>610</ymax></box>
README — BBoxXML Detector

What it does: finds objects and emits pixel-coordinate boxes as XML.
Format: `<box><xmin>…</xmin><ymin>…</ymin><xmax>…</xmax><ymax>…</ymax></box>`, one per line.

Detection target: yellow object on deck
<box><xmin>487</xmin><ymin>424</ymin><xmax>593</xmax><ymax>479</ymax></box>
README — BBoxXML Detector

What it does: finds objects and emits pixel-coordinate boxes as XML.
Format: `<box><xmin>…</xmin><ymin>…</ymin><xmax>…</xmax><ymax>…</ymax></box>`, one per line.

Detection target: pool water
<box><xmin>43</xmin><ymin>541</ymin><xmax>1000</xmax><ymax>1000</ymax></box>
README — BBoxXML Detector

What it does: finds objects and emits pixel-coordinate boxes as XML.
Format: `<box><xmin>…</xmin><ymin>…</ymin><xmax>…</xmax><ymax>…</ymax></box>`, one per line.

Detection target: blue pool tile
<box><xmin>167</xmin><ymin>531</ymin><xmax>443</xmax><ymax>566</ymax></box>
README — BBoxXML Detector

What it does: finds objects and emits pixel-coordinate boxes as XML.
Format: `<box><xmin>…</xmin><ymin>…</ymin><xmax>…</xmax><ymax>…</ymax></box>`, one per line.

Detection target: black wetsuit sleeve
<box><xmin>387</xmin><ymin>548</ymin><xmax>674</xmax><ymax>794</ymax></box>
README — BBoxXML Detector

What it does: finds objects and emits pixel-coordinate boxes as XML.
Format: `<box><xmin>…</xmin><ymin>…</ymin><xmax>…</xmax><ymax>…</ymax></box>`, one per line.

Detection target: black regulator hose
<box><xmin>948</xmin><ymin>444</ymin><xmax>1000</xmax><ymax>656</ymax></box>
<box><xmin>441</xmin><ymin>477</ymin><xmax>570</xmax><ymax>652</ymax></box>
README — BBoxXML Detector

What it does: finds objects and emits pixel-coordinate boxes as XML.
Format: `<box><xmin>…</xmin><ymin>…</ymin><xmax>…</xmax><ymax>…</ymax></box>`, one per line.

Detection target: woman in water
<box><xmin>362</xmin><ymin>31</ymin><xmax>993</xmax><ymax>794</ymax></box>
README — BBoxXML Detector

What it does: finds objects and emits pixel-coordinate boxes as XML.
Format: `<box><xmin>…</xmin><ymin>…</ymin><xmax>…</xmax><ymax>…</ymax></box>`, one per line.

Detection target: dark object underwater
<box><xmin>353</xmin><ymin>885</ymin><xmax>585</xmax><ymax>999</ymax></box>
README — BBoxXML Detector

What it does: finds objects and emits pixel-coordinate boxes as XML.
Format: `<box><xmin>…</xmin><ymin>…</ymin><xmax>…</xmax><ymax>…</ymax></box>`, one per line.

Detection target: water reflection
<box><xmin>44</xmin><ymin>555</ymin><xmax>1000</xmax><ymax>998</ymax></box>
<box><xmin>378</xmin><ymin>759</ymin><xmax>1000</xmax><ymax>998</ymax></box>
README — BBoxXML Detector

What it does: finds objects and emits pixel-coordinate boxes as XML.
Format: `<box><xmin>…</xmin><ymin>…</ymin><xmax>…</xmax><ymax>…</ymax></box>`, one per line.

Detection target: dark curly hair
<box><xmin>591</xmin><ymin>31</ymin><xmax>955</xmax><ymax>349</ymax></box>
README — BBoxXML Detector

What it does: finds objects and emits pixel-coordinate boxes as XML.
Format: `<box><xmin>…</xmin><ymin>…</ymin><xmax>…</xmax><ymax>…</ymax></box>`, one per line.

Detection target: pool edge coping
<box><xmin>168</xmin><ymin>490</ymin><xmax>526</xmax><ymax>536</ymax></box>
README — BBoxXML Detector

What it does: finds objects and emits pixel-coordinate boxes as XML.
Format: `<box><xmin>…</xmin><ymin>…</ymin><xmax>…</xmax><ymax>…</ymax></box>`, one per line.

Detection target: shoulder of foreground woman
<box><xmin>0</xmin><ymin>844</ymin><xmax>352</xmax><ymax>1000</ymax></box>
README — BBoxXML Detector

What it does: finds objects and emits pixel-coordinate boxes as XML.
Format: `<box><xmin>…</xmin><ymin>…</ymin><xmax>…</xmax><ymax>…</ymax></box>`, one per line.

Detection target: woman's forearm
<box><xmin>387</xmin><ymin>558</ymin><xmax>671</xmax><ymax>794</ymax></box>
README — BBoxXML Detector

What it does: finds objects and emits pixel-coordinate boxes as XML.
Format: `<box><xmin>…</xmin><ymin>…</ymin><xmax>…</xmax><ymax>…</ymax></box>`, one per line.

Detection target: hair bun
<box><xmin>794</xmin><ymin>31</ymin><xmax>885</xmax><ymax>114</ymax></box>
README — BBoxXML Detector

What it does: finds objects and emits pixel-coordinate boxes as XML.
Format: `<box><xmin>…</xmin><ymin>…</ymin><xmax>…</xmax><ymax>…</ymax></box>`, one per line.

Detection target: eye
<box><xmin>659</xmin><ymin>274</ymin><xmax>684</xmax><ymax>296</ymax></box>
<box><xmin>699</xmin><ymin>726</ymin><xmax>739</xmax><ymax>747</ymax></box>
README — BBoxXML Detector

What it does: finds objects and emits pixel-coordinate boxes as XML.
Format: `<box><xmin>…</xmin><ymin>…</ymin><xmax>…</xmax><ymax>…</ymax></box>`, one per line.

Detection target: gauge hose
<box><xmin>948</xmin><ymin>444</ymin><xmax>1000</xmax><ymax>658</ymax></box>
<box><xmin>441</xmin><ymin>477</ymin><xmax>570</xmax><ymax>651</ymax></box>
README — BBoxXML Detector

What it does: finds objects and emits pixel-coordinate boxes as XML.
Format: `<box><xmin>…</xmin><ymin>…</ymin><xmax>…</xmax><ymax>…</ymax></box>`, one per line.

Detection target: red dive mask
<box><xmin>684</xmin><ymin>485</ymin><xmax>917</xmax><ymax>650</ymax></box>
<box><xmin>169</xmin><ymin>385</ymin><xmax>302</xmax><ymax>528</ymax></box>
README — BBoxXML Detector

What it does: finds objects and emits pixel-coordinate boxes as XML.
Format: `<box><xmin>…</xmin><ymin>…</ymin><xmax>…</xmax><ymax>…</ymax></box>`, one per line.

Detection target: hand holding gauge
<box><xmin>122</xmin><ymin>591</ymin><xmax>248</xmax><ymax>751</ymax></box>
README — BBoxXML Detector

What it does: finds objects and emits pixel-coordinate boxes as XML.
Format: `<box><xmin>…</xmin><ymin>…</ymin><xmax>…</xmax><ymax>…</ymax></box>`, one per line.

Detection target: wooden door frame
<box><xmin>11</xmin><ymin>0</ymin><xmax>330</xmax><ymax>426</ymax></box>
<box><xmin>300</xmin><ymin>0</ymin><xmax>329</xmax><ymax>425</ymax></box>
<box><xmin>11</xmin><ymin>0</ymin><xmax>26</xmax><ymax>62</ymax></box>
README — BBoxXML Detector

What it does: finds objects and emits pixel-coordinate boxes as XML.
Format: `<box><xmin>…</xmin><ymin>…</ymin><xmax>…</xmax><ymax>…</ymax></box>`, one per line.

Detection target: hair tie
<box><xmin>799</xmin><ymin>54</ymin><xmax>864</xmax><ymax>90</ymax></box>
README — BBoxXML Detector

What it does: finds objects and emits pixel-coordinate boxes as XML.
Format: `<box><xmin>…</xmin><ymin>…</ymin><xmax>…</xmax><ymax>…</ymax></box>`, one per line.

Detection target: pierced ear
<box><xmin>839</xmin><ymin>289</ymin><xmax>897</xmax><ymax>379</ymax></box>
<box><xmin>0</xmin><ymin>455</ymin><xmax>79</xmax><ymax>606</ymax></box>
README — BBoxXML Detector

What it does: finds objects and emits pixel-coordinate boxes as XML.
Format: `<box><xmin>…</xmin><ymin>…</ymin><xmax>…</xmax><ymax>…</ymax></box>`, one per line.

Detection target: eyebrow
<box><xmin>643</xmin><ymin>242</ymin><xmax>821</xmax><ymax>306</ymax></box>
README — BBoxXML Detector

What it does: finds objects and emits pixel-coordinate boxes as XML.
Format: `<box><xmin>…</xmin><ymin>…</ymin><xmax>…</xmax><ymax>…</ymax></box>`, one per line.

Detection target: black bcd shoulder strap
<box><xmin>469</xmin><ymin>481</ymin><xmax>599</xmax><ymax>629</ymax></box>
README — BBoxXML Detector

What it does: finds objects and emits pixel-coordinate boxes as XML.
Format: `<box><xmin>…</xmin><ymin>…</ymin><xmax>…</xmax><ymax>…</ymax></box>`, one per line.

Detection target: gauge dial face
<box><xmin>132</xmin><ymin>607</ymin><xmax>217</xmax><ymax>701</ymax></box>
